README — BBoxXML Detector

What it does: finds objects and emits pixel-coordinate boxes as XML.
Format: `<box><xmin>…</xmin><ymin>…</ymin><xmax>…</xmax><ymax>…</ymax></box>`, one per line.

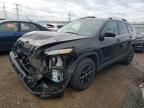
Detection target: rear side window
<box><xmin>0</xmin><ymin>22</ymin><xmax>18</xmax><ymax>32</ymax></box>
<box><xmin>127</xmin><ymin>24</ymin><xmax>133</xmax><ymax>33</ymax></box>
<box><xmin>103</xmin><ymin>21</ymin><xmax>118</xmax><ymax>35</ymax></box>
<box><xmin>118</xmin><ymin>22</ymin><xmax>129</xmax><ymax>35</ymax></box>
<box><xmin>21</xmin><ymin>23</ymin><xmax>40</xmax><ymax>32</ymax></box>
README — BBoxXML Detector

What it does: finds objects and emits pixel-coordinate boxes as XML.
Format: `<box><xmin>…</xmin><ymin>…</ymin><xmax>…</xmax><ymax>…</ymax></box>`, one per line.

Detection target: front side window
<box><xmin>21</xmin><ymin>23</ymin><xmax>40</xmax><ymax>32</ymax></box>
<box><xmin>103</xmin><ymin>21</ymin><xmax>118</xmax><ymax>35</ymax></box>
<box><xmin>58</xmin><ymin>19</ymin><xmax>105</xmax><ymax>36</ymax></box>
<box><xmin>0</xmin><ymin>22</ymin><xmax>18</xmax><ymax>32</ymax></box>
<box><xmin>119</xmin><ymin>22</ymin><xmax>129</xmax><ymax>35</ymax></box>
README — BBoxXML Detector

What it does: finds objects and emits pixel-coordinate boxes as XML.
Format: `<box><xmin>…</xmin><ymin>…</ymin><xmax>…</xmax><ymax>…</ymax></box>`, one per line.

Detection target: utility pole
<box><xmin>68</xmin><ymin>12</ymin><xmax>71</xmax><ymax>22</ymax></box>
<box><xmin>16</xmin><ymin>4</ymin><xmax>20</xmax><ymax>20</ymax></box>
<box><xmin>26</xmin><ymin>15</ymin><xmax>29</xmax><ymax>21</ymax></box>
<box><xmin>3</xmin><ymin>2</ymin><xmax>7</xmax><ymax>19</ymax></box>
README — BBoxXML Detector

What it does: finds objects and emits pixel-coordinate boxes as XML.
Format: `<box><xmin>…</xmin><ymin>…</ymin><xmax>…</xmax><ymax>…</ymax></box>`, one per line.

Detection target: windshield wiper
<box><xmin>65</xmin><ymin>32</ymin><xmax>80</xmax><ymax>35</ymax></box>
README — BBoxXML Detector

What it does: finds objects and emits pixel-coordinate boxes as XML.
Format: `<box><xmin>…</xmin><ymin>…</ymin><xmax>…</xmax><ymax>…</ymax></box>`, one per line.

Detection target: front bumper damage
<box><xmin>9</xmin><ymin>51</ymin><xmax>68</xmax><ymax>98</ymax></box>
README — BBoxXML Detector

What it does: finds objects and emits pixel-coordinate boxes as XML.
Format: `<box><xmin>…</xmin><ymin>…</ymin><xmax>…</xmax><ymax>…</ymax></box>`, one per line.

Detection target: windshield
<box><xmin>58</xmin><ymin>19</ymin><xmax>104</xmax><ymax>36</ymax></box>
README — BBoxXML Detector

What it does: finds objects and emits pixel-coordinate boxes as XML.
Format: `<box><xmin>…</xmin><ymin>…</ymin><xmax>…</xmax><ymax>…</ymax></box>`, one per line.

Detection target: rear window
<box><xmin>118</xmin><ymin>22</ymin><xmax>129</xmax><ymax>35</ymax></box>
<box><xmin>21</xmin><ymin>23</ymin><xmax>40</xmax><ymax>32</ymax></box>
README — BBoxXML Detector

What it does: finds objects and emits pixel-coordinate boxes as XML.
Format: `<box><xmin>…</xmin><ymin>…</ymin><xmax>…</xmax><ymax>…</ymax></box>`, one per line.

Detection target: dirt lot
<box><xmin>0</xmin><ymin>53</ymin><xmax>144</xmax><ymax>108</ymax></box>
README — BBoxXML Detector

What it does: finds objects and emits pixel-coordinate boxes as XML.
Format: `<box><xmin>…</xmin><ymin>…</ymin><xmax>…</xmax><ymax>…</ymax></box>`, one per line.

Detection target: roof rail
<box><xmin>80</xmin><ymin>16</ymin><xmax>96</xmax><ymax>19</ymax></box>
<box><xmin>109</xmin><ymin>17</ymin><xmax>127</xmax><ymax>21</ymax></box>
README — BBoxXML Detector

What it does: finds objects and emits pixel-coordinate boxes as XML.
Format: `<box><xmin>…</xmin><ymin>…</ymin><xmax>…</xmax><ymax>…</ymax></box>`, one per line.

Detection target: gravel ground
<box><xmin>0</xmin><ymin>53</ymin><xmax>144</xmax><ymax>108</ymax></box>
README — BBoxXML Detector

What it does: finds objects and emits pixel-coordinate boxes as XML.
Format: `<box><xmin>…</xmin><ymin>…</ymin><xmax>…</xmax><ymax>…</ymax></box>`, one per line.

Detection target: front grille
<box><xmin>29</xmin><ymin>56</ymin><xmax>42</xmax><ymax>70</ymax></box>
<box><xmin>16</xmin><ymin>40</ymin><xmax>36</xmax><ymax>55</ymax></box>
<box><xmin>19</xmin><ymin>55</ymin><xmax>43</xmax><ymax>74</ymax></box>
<box><xmin>13</xmin><ymin>40</ymin><xmax>45</xmax><ymax>74</ymax></box>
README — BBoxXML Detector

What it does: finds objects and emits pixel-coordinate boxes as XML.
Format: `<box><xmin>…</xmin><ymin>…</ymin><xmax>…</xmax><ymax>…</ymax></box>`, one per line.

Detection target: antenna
<box><xmin>68</xmin><ymin>12</ymin><xmax>71</xmax><ymax>22</ymax></box>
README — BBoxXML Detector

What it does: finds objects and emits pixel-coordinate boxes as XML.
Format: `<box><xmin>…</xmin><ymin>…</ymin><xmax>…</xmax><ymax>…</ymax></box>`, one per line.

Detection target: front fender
<box><xmin>66</xmin><ymin>51</ymin><xmax>100</xmax><ymax>84</ymax></box>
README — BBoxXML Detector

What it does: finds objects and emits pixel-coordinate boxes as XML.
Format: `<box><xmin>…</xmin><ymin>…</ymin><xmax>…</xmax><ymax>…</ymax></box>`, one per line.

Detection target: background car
<box><xmin>46</xmin><ymin>23</ymin><xmax>64</xmax><ymax>31</ymax></box>
<box><xmin>38</xmin><ymin>22</ymin><xmax>65</xmax><ymax>31</ymax></box>
<box><xmin>46</xmin><ymin>24</ymin><xmax>59</xmax><ymax>31</ymax></box>
<box><xmin>132</xmin><ymin>24</ymin><xmax>144</xmax><ymax>52</ymax></box>
<box><xmin>0</xmin><ymin>20</ymin><xmax>48</xmax><ymax>51</ymax></box>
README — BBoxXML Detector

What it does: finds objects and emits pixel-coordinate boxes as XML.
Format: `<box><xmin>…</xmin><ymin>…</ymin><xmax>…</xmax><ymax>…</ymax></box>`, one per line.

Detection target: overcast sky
<box><xmin>0</xmin><ymin>0</ymin><xmax>144</xmax><ymax>22</ymax></box>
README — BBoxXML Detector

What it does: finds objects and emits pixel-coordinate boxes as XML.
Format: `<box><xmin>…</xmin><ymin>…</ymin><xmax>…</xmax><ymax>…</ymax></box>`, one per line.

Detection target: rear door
<box><xmin>0</xmin><ymin>21</ymin><xmax>20</xmax><ymax>51</ymax></box>
<box><xmin>20</xmin><ymin>22</ymin><xmax>40</xmax><ymax>34</ymax></box>
<box><xmin>117</xmin><ymin>22</ymin><xmax>131</xmax><ymax>56</ymax></box>
<box><xmin>100</xmin><ymin>21</ymin><xmax>119</xmax><ymax>64</ymax></box>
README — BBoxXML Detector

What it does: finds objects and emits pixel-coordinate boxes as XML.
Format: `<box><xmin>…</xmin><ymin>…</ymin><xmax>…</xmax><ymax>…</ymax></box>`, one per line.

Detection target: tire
<box><xmin>70</xmin><ymin>58</ymin><xmax>96</xmax><ymax>90</ymax></box>
<box><xmin>122</xmin><ymin>47</ymin><xmax>134</xmax><ymax>65</ymax></box>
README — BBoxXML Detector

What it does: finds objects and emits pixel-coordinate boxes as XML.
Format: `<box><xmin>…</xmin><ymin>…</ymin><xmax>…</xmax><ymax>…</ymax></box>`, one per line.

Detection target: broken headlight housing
<box><xmin>43</xmin><ymin>48</ymin><xmax>73</xmax><ymax>83</ymax></box>
<box><xmin>48</xmin><ymin>56</ymin><xmax>64</xmax><ymax>83</ymax></box>
<box><xmin>44</xmin><ymin>48</ymin><xmax>73</xmax><ymax>55</ymax></box>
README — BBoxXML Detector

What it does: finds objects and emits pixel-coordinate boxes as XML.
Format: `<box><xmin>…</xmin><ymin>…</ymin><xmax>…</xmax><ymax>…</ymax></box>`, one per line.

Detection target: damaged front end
<box><xmin>9</xmin><ymin>40</ymin><xmax>76</xmax><ymax>98</ymax></box>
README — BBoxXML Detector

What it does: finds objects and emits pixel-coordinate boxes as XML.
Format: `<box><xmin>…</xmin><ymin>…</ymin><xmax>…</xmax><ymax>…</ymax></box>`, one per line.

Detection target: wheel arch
<box><xmin>66</xmin><ymin>51</ymin><xmax>101</xmax><ymax>87</ymax></box>
<box><xmin>68</xmin><ymin>51</ymin><xmax>100</xmax><ymax>76</ymax></box>
<box><xmin>78</xmin><ymin>52</ymin><xmax>100</xmax><ymax>69</ymax></box>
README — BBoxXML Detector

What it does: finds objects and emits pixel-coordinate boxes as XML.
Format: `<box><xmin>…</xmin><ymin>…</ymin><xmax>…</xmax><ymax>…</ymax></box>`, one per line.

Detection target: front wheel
<box><xmin>121</xmin><ymin>47</ymin><xmax>134</xmax><ymax>65</ymax></box>
<box><xmin>70</xmin><ymin>58</ymin><xmax>96</xmax><ymax>90</ymax></box>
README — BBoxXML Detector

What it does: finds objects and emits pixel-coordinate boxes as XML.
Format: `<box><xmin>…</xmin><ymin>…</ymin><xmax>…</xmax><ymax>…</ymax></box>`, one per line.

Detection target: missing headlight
<box><xmin>51</xmin><ymin>67</ymin><xmax>64</xmax><ymax>83</ymax></box>
<box><xmin>48</xmin><ymin>56</ymin><xmax>64</xmax><ymax>83</ymax></box>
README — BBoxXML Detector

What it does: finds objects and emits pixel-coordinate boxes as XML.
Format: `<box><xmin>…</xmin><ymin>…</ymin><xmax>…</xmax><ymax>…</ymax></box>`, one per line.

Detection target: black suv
<box><xmin>9</xmin><ymin>17</ymin><xmax>136</xmax><ymax>98</ymax></box>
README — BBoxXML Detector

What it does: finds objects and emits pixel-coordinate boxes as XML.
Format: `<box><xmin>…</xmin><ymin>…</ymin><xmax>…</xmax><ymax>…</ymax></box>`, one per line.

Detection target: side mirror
<box><xmin>103</xmin><ymin>32</ymin><xmax>116</xmax><ymax>37</ymax></box>
<box><xmin>100</xmin><ymin>32</ymin><xmax>116</xmax><ymax>41</ymax></box>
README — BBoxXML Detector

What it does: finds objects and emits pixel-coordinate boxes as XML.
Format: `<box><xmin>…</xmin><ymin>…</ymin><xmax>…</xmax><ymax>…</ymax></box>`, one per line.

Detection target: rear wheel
<box><xmin>122</xmin><ymin>47</ymin><xmax>134</xmax><ymax>65</ymax></box>
<box><xmin>70</xmin><ymin>58</ymin><xmax>96</xmax><ymax>90</ymax></box>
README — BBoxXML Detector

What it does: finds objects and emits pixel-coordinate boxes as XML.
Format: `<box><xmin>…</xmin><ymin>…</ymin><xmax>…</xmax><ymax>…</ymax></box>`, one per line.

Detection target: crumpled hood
<box><xmin>19</xmin><ymin>31</ymin><xmax>90</xmax><ymax>46</ymax></box>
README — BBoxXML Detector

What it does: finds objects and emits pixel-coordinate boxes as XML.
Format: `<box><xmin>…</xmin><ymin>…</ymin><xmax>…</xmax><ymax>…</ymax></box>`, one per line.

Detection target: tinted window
<box><xmin>119</xmin><ymin>22</ymin><xmax>128</xmax><ymax>35</ymax></box>
<box><xmin>127</xmin><ymin>24</ymin><xmax>133</xmax><ymax>33</ymax></box>
<box><xmin>58</xmin><ymin>20</ymin><xmax>105</xmax><ymax>36</ymax></box>
<box><xmin>0</xmin><ymin>22</ymin><xmax>18</xmax><ymax>32</ymax></box>
<box><xmin>21</xmin><ymin>23</ymin><xmax>40</xmax><ymax>32</ymax></box>
<box><xmin>103</xmin><ymin>21</ymin><xmax>118</xmax><ymax>35</ymax></box>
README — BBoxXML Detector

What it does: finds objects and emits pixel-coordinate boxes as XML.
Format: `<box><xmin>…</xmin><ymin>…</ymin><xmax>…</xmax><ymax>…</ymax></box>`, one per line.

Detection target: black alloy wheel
<box><xmin>70</xmin><ymin>58</ymin><xmax>96</xmax><ymax>90</ymax></box>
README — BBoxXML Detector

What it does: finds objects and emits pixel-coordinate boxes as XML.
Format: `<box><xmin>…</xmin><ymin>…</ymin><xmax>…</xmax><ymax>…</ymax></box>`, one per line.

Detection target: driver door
<box><xmin>100</xmin><ymin>21</ymin><xmax>119</xmax><ymax>64</ymax></box>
